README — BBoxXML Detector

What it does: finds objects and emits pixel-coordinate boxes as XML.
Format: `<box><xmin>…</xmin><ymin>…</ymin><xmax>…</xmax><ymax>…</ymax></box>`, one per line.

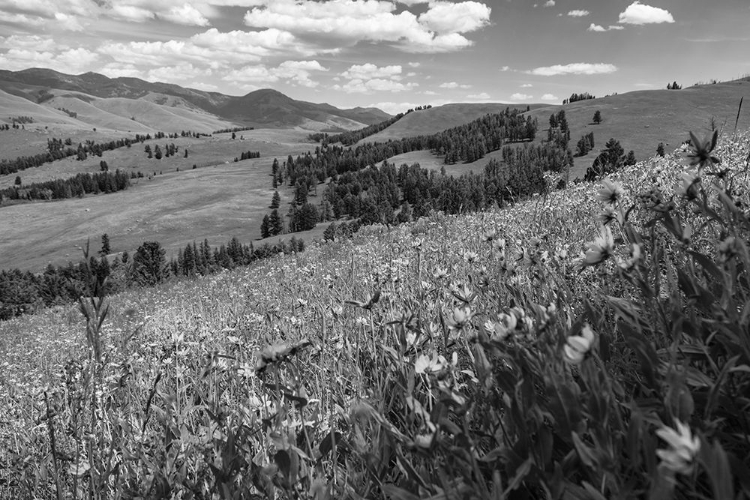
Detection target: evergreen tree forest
<box><xmin>0</xmin><ymin>169</ymin><xmax>137</xmax><ymax>203</ymax></box>
<box><xmin>0</xmin><ymin>236</ymin><xmax>305</xmax><ymax>320</ymax></box>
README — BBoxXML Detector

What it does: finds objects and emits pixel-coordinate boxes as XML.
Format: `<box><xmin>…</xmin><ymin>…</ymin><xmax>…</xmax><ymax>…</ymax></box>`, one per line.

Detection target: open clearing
<box><xmin>0</xmin><ymin>129</ymin><xmax>324</xmax><ymax>271</ymax></box>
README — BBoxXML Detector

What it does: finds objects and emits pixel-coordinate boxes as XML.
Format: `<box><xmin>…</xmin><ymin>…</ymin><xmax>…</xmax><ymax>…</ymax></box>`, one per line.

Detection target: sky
<box><xmin>0</xmin><ymin>0</ymin><xmax>748</xmax><ymax>114</ymax></box>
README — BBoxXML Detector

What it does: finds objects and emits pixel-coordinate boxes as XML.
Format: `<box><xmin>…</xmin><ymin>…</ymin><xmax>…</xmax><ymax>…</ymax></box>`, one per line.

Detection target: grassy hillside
<box><xmin>1</xmin><ymin>131</ymin><xmax>748</xmax><ymax>498</ymax></box>
<box><xmin>0</xmin><ymin>129</ymin><xmax>320</xmax><ymax>271</ymax></box>
<box><xmin>371</xmin><ymin>79</ymin><xmax>750</xmax><ymax>179</ymax></box>
<box><xmin>360</xmin><ymin>103</ymin><xmax>545</xmax><ymax>144</ymax></box>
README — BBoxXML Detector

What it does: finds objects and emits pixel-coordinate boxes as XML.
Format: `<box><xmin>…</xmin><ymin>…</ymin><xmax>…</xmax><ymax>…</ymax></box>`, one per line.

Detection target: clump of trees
<box><xmin>0</xmin><ymin>170</ymin><xmax>136</xmax><ymax>203</ymax></box>
<box><xmin>563</xmin><ymin>92</ymin><xmax>595</xmax><ymax>104</ymax></box>
<box><xmin>584</xmin><ymin>138</ymin><xmax>636</xmax><ymax>181</ymax></box>
<box><xmin>667</xmin><ymin>81</ymin><xmax>682</xmax><ymax>90</ymax></box>
<box><xmin>575</xmin><ymin>132</ymin><xmax>596</xmax><ymax>157</ymax></box>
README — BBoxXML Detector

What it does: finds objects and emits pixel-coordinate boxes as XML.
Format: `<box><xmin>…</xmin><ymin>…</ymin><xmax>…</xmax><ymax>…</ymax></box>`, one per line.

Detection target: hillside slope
<box><xmin>0</xmin><ymin>68</ymin><xmax>392</xmax><ymax>131</ymax></box>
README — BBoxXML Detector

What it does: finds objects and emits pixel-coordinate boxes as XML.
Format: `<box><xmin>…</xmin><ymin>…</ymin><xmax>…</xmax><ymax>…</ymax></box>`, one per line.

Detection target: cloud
<box><xmin>99</xmin><ymin>63</ymin><xmax>145</xmax><ymax>79</ymax></box>
<box><xmin>0</xmin><ymin>11</ymin><xmax>46</xmax><ymax>27</ymax></box>
<box><xmin>408</xmin><ymin>62</ymin><xmax>421</xmax><ymax>68</ymax></box>
<box><xmin>439</xmin><ymin>81</ymin><xmax>471</xmax><ymax>89</ymax></box>
<box><xmin>520</xmin><ymin>83</ymin><xmax>533</xmax><ymax>88</ymax></box>
<box><xmin>160</xmin><ymin>3</ymin><xmax>211</xmax><ymax>26</ymax></box>
<box><xmin>418</xmin><ymin>1</ymin><xmax>491</xmax><ymax>34</ymax></box>
<box><xmin>189</xmin><ymin>81</ymin><xmax>219</xmax><ymax>92</ymax></box>
<box><xmin>0</xmin><ymin>47</ymin><xmax>98</xmax><ymax>73</ymax></box>
<box><xmin>0</xmin><ymin>35</ymin><xmax>57</xmax><ymax>51</ymax></box>
<box><xmin>541</xmin><ymin>94</ymin><xmax>558</xmax><ymax>101</ymax></box>
<box><xmin>618</xmin><ymin>1</ymin><xmax>674</xmax><ymax>25</ymax></box>
<box><xmin>588</xmin><ymin>23</ymin><xmax>625</xmax><ymax>32</ymax></box>
<box><xmin>54</xmin><ymin>12</ymin><xmax>85</xmax><ymax>31</ymax></box>
<box><xmin>544</xmin><ymin>0</ymin><xmax>555</xmax><ymax>6</ymax></box>
<box><xmin>222</xmin><ymin>59</ymin><xmax>328</xmax><ymax>88</ymax></box>
<box><xmin>567</xmin><ymin>10</ymin><xmax>589</xmax><ymax>17</ymax></box>
<box><xmin>146</xmin><ymin>63</ymin><xmax>212</xmax><ymax>84</ymax></box>
<box><xmin>110</xmin><ymin>4</ymin><xmax>155</xmax><ymax>22</ymax></box>
<box><xmin>241</xmin><ymin>0</ymin><xmax>490</xmax><ymax>54</ymax></box>
<box><xmin>369</xmin><ymin>100</ymin><xmax>447</xmax><ymax>115</ymax></box>
<box><xmin>341</xmin><ymin>63</ymin><xmax>402</xmax><ymax>81</ymax></box>
<box><xmin>528</xmin><ymin>62</ymin><xmax>618</xmax><ymax>76</ymax></box>
<box><xmin>500</xmin><ymin>66</ymin><xmax>510</xmax><ymax>71</ymax></box>
<box><xmin>423</xmin><ymin>90</ymin><xmax>438</xmax><ymax>95</ymax></box>
<box><xmin>468</xmin><ymin>92</ymin><xmax>490</xmax><ymax>99</ymax></box>
<box><xmin>510</xmin><ymin>93</ymin><xmax>533</xmax><ymax>101</ymax></box>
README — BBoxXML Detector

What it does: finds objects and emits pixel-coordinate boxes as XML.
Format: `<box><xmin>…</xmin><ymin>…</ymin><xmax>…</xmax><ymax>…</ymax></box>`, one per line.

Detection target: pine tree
<box><xmin>261</xmin><ymin>214</ymin><xmax>270</xmax><ymax>238</ymax></box>
<box><xmin>131</xmin><ymin>241</ymin><xmax>168</xmax><ymax>286</ymax></box>
<box><xmin>269</xmin><ymin>209</ymin><xmax>283</xmax><ymax>235</ymax></box>
<box><xmin>271</xmin><ymin>190</ymin><xmax>280</xmax><ymax>208</ymax></box>
<box><xmin>100</xmin><ymin>233</ymin><xmax>111</xmax><ymax>256</ymax></box>
<box><xmin>657</xmin><ymin>142</ymin><xmax>665</xmax><ymax>157</ymax></box>
<box><xmin>593</xmin><ymin>110</ymin><xmax>602</xmax><ymax>124</ymax></box>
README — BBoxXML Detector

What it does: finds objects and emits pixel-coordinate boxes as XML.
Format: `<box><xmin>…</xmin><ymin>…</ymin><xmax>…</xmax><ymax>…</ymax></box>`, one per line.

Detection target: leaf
<box><xmin>275</xmin><ymin>450</ymin><xmax>291</xmax><ymax>479</ymax></box>
<box><xmin>318</xmin><ymin>431</ymin><xmax>343</xmax><ymax>457</ymax></box>
<box><xmin>571</xmin><ymin>432</ymin><xmax>598</xmax><ymax>469</ymax></box>
<box><xmin>503</xmin><ymin>456</ymin><xmax>533</xmax><ymax>495</ymax></box>
<box><xmin>381</xmin><ymin>484</ymin><xmax>421</xmax><ymax>500</ymax></box>
<box><xmin>698</xmin><ymin>439</ymin><xmax>734</xmax><ymax>500</ymax></box>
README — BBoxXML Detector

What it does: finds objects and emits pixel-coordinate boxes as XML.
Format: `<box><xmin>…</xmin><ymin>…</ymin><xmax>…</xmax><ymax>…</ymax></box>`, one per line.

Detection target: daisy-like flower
<box><xmin>656</xmin><ymin>420</ymin><xmax>701</xmax><ymax>474</ymax></box>
<box><xmin>597</xmin><ymin>179</ymin><xmax>625</xmax><ymax>205</ymax></box>
<box><xmin>597</xmin><ymin>206</ymin><xmax>619</xmax><ymax>226</ymax></box>
<box><xmin>446</xmin><ymin>306</ymin><xmax>473</xmax><ymax>331</ymax></box>
<box><xmin>583</xmin><ymin>227</ymin><xmax>615</xmax><ymax>267</ymax></box>
<box><xmin>677</xmin><ymin>170</ymin><xmax>701</xmax><ymax>201</ymax></box>
<box><xmin>618</xmin><ymin>243</ymin><xmax>642</xmax><ymax>271</ymax></box>
<box><xmin>563</xmin><ymin>325</ymin><xmax>595</xmax><ymax>365</ymax></box>
<box><xmin>687</xmin><ymin>129</ymin><xmax>721</xmax><ymax>170</ymax></box>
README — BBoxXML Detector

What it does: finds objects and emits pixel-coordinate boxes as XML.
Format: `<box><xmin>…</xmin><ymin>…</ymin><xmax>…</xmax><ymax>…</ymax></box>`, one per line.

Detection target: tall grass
<box><xmin>1</xmin><ymin>130</ymin><xmax>749</xmax><ymax>499</ymax></box>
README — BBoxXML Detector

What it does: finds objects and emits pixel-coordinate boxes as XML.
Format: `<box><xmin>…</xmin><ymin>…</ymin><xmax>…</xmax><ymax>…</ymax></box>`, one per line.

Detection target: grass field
<box><xmin>0</xmin><ymin>129</ymin><xmax>324</xmax><ymax>271</ymax></box>
<box><xmin>1</xmin><ymin>130</ymin><xmax>748</xmax><ymax>498</ymax></box>
<box><xmin>372</xmin><ymin>79</ymin><xmax>750</xmax><ymax>180</ymax></box>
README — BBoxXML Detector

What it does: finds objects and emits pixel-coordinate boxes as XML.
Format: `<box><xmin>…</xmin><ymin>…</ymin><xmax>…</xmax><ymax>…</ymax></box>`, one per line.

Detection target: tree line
<box><xmin>0</xmin><ymin>235</ymin><xmax>306</xmax><ymax>320</ymax></box>
<box><xmin>309</xmin><ymin>112</ymin><xmax>407</xmax><ymax>146</ymax></box>
<box><xmin>0</xmin><ymin>169</ymin><xmax>137</xmax><ymax>204</ymax></box>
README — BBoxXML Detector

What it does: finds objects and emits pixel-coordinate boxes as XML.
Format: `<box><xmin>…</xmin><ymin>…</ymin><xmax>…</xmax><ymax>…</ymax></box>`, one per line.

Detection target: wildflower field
<box><xmin>1</xmin><ymin>131</ymin><xmax>749</xmax><ymax>499</ymax></box>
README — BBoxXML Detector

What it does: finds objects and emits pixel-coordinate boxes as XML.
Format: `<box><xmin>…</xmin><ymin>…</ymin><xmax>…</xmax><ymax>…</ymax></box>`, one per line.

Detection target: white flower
<box><xmin>583</xmin><ymin>227</ymin><xmax>614</xmax><ymax>266</ymax></box>
<box><xmin>656</xmin><ymin>420</ymin><xmax>701</xmax><ymax>474</ymax></box>
<box><xmin>563</xmin><ymin>325</ymin><xmax>595</xmax><ymax>365</ymax></box>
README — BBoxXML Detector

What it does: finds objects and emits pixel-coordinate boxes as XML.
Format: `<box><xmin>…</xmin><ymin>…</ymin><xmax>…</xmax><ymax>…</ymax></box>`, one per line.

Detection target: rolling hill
<box><xmin>0</xmin><ymin>68</ymin><xmax>391</xmax><ymax>132</ymax></box>
<box><xmin>374</xmin><ymin>78</ymin><xmax>750</xmax><ymax>179</ymax></box>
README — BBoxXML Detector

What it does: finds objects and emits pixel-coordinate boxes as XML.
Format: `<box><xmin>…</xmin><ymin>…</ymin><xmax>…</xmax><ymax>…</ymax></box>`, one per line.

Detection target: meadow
<box><xmin>1</xmin><ymin>127</ymin><xmax>748</xmax><ymax>498</ymax></box>
<box><xmin>0</xmin><ymin>129</ymin><xmax>317</xmax><ymax>271</ymax></box>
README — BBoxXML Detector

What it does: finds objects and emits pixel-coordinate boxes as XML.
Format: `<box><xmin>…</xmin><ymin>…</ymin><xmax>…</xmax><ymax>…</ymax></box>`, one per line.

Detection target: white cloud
<box><xmin>500</xmin><ymin>65</ymin><xmax>510</xmax><ymax>71</ymax></box>
<box><xmin>341</xmin><ymin>63</ymin><xmax>402</xmax><ymax>81</ymax></box>
<box><xmin>567</xmin><ymin>10</ymin><xmax>589</xmax><ymax>17</ymax></box>
<box><xmin>99</xmin><ymin>63</ymin><xmax>145</xmax><ymax>79</ymax></box>
<box><xmin>618</xmin><ymin>1</ymin><xmax>674</xmax><ymax>25</ymax></box>
<box><xmin>54</xmin><ymin>12</ymin><xmax>85</xmax><ymax>31</ymax></box>
<box><xmin>418</xmin><ymin>1</ymin><xmax>491</xmax><ymax>34</ymax></box>
<box><xmin>222</xmin><ymin>60</ymin><xmax>327</xmax><ymax>88</ymax></box>
<box><xmin>544</xmin><ymin>0</ymin><xmax>555</xmax><ymax>6</ymax></box>
<box><xmin>588</xmin><ymin>23</ymin><xmax>625</xmax><ymax>32</ymax></box>
<box><xmin>189</xmin><ymin>81</ymin><xmax>219</xmax><ymax>92</ymax></box>
<box><xmin>0</xmin><ymin>11</ymin><xmax>46</xmax><ymax>26</ymax></box>
<box><xmin>110</xmin><ymin>4</ymin><xmax>155</xmax><ymax>22</ymax></box>
<box><xmin>146</xmin><ymin>63</ymin><xmax>212</xmax><ymax>84</ymax></box>
<box><xmin>240</xmin><ymin>0</ymin><xmax>489</xmax><ymax>54</ymax></box>
<box><xmin>528</xmin><ymin>62</ymin><xmax>618</xmax><ymax>76</ymax></box>
<box><xmin>423</xmin><ymin>90</ymin><xmax>438</xmax><ymax>95</ymax></box>
<box><xmin>0</xmin><ymin>35</ymin><xmax>57</xmax><ymax>51</ymax></box>
<box><xmin>439</xmin><ymin>81</ymin><xmax>471</xmax><ymax>89</ymax></box>
<box><xmin>468</xmin><ymin>92</ymin><xmax>490</xmax><ymax>99</ymax></box>
<box><xmin>337</xmin><ymin>79</ymin><xmax>417</xmax><ymax>94</ymax></box>
<box><xmin>161</xmin><ymin>3</ymin><xmax>211</xmax><ymax>26</ymax></box>
<box><xmin>520</xmin><ymin>83</ymin><xmax>533</xmax><ymax>88</ymax></box>
<box><xmin>510</xmin><ymin>93</ymin><xmax>533</xmax><ymax>101</ymax></box>
<box><xmin>541</xmin><ymin>94</ymin><xmax>558</xmax><ymax>101</ymax></box>
<box><xmin>408</xmin><ymin>62</ymin><xmax>421</xmax><ymax>68</ymax></box>
<box><xmin>0</xmin><ymin>47</ymin><xmax>98</xmax><ymax>73</ymax></box>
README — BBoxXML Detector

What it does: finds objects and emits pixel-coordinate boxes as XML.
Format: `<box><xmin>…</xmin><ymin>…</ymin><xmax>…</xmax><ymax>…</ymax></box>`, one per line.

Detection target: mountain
<box><xmin>0</xmin><ymin>68</ymin><xmax>391</xmax><ymax>132</ymax></box>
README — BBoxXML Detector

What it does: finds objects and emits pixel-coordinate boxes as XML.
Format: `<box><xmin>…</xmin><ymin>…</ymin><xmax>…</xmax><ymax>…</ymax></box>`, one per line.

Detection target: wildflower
<box><xmin>446</xmin><ymin>306</ymin><xmax>473</xmax><ymax>331</ymax></box>
<box><xmin>597</xmin><ymin>179</ymin><xmax>625</xmax><ymax>205</ymax></box>
<box><xmin>433</xmin><ymin>267</ymin><xmax>448</xmax><ymax>279</ymax></box>
<box><xmin>618</xmin><ymin>243</ymin><xmax>642</xmax><ymax>271</ymax></box>
<box><xmin>483</xmin><ymin>229</ymin><xmax>497</xmax><ymax>242</ymax></box>
<box><xmin>414</xmin><ymin>353</ymin><xmax>447</xmax><ymax>374</ymax></box>
<box><xmin>563</xmin><ymin>325</ymin><xmax>595</xmax><ymax>365</ymax></box>
<box><xmin>677</xmin><ymin>170</ymin><xmax>701</xmax><ymax>200</ymax></box>
<box><xmin>687</xmin><ymin>129</ymin><xmax>721</xmax><ymax>170</ymax></box>
<box><xmin>583</xmin><ymin>227</ymin><xmax>614</xmax><ymax>267</ymax></box>
<box><xmin>656</xmin><ymin>420</ymin><xmax>700</xmax><ymax>474</ymax></box>
<box><xmin>597</xmin><ymin>206</ymin><xmax>618</xmax><ymax>226</ymax></box>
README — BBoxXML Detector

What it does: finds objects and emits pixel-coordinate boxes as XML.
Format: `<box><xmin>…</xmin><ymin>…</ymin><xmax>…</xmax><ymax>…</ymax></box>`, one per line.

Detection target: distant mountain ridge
<box><xmin>0</xmin><ymin>68</ymin><xmax>391</xmax><ymax>131</ymax></box>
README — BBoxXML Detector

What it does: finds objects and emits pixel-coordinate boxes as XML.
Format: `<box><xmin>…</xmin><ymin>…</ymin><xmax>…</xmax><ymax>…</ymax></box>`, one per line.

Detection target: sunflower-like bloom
<box><xmin>656</xmin><ymin>420</ymin><xmax>701</xmax><ymax>474</ymax></box>
<box><xmin>583</xmin><ymin>227</ymin><xmax>614</xmax><ymax>266</ymax></box>
<box><xmin>597</xmin><ymin>179</ymin><xmax>625</xmax><ymax>205</ymax></box>
<box><xmin>563</xmin><ymin>325</ymin><xmax>595</xmax><ymax>365</ymax></box>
